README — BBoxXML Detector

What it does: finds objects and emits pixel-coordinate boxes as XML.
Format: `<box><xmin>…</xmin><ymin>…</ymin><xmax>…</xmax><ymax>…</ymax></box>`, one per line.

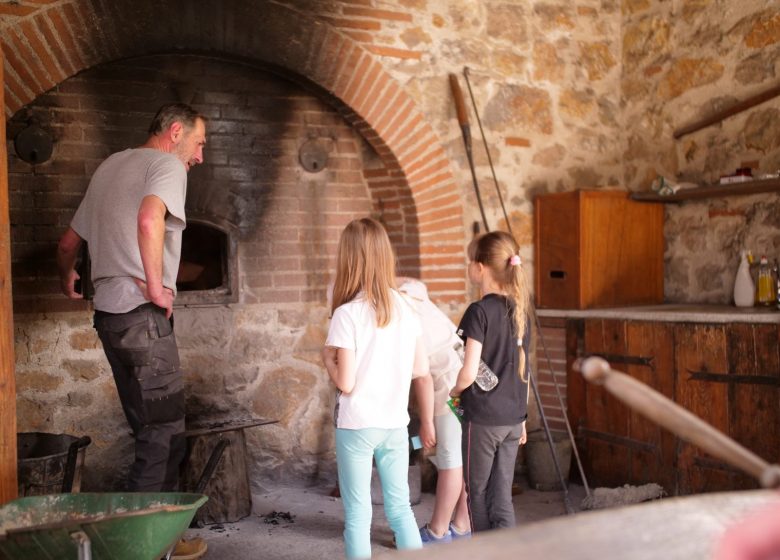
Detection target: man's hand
<box><xmin>56</xmin><ymin>227</ymin><xmax>84</xmax><ymax>299</ymax></box>
<box><xmin>61</xmin><ymin>270</ymin><xmax>83</xmax><ymax>300</ymax></box>
<box><xmin>519</xmin><ymin>422</ymin><xmax>527</xmax><ymax>446</ymax></box>
<box><xmin>133</xmin><ymin>278</ymin><xmax>174</xmax><ymax>318</ymax></box>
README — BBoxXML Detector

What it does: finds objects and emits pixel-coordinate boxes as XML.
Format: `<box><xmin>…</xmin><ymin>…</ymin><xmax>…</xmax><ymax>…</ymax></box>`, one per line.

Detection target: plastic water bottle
<box><xmin>454</xmin><ymin>343</ymin><xmax>498</xmax><ymax>391</ymax></box>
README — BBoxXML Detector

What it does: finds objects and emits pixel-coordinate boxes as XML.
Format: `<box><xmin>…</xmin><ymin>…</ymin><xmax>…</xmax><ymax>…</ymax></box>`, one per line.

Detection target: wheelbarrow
<box><xmin>0</xmin><ymin>492</ymin><xmax>207</xmax><ymax>560</ymax></box>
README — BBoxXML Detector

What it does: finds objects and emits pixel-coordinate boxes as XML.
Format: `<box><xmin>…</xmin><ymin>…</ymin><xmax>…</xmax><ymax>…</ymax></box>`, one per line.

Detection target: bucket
<box><xmin>17</xmin><ymin>432</ymin><xmax>91</xmax><ymax>496</ymax></box>
<box><xmin>525</xmin><ymin>429</ymin><xmax>572</xmax><ymax>491</ymax></box>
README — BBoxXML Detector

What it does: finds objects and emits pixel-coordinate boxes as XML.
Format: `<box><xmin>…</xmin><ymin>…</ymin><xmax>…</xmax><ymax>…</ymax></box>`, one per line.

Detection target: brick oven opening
<box><xmin>176</xmin><ymin>220</ymin><xmax>238</xmax><ymax>305</ymax></box>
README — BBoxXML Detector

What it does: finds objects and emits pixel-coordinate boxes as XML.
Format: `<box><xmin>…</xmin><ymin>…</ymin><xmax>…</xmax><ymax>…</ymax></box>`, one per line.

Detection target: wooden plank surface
<box><xmin>583</xmin><ymin>319</ymin><xmax>632</xmax><ymax>487</ymax></box>
<box><xmin>0</xmin><ymin>47</ymin><xmax>18</xmax><ymax>505</ymax></box>
<box><xmin>675</xmin><ymin>324</ymin><xmax>732</xmax><ymax>493</ymax></box>
<box><xmin>727</xmin><ymin>323</ymin><xmax>780</xmax><ymax>490</ymax></box>
<box><xmin>625</xmin><ymin>321</ymin><xmax>676</xmax><ymax>492</ymax></box>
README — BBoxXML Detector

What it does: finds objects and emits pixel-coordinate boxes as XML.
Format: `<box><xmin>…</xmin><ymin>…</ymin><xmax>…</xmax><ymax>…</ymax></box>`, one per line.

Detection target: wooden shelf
<box><xmin>629</xmin><ymin>177</ymin><xmax>780</xmax><ymax>203</ymax></box>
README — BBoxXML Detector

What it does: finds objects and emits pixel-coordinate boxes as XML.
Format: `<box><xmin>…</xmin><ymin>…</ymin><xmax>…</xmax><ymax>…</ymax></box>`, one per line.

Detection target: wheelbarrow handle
<box><xmin>62</xmin><ymin>436</ymin><xmax>92</xmax><ymax>493</ymax></box>
<box><xmin>578</xmin><ymin>357</ymin><xmax>780</xmax><ymax>489</ymax></box>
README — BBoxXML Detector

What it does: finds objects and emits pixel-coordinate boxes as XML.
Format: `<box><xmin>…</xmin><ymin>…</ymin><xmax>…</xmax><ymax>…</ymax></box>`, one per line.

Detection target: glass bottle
<box><xmin>756</xmin><ymin>256</ymin><xmax>774</xmax><ymax>306</ymax></box>
<box><xmin>454</xmin><ymin>343</ymin><xmax>499</xmax><ymax>391</ymax></box>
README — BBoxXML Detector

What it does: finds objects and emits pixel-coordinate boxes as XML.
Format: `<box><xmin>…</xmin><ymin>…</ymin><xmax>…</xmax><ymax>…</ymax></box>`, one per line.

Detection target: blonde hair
<box><xmin>468</xmin><ymin>231</ymin><xmax>531</xmax><ymax>381</ymax></box>
<box><xmin>331</xmin><ymin>218</ymin><xmax>397</xmax><ymax>327</ymax></box>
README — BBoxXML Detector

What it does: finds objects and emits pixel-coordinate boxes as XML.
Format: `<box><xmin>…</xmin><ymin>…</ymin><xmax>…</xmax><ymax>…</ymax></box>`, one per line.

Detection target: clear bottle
<box><xmin>454</xmin><ymin>343</ymin><xmax>499</xmax><ymax>391</ymax></box>
<box><xmin>734</xmin><ymin>249</ymin><xmax>755</xmax><ymax>307</ymax></box>
<box><xmin>756</xmin><ymin>256</ymin><xmax>774</xmax><ymax>306</ymax></box>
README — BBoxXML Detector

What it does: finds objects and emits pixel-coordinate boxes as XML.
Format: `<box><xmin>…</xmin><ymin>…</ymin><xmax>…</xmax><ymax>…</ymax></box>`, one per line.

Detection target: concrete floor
<box><xmin>189</xmin><ymin>479</ymin><xmax>588</xmax><ymax>559</ymax></box>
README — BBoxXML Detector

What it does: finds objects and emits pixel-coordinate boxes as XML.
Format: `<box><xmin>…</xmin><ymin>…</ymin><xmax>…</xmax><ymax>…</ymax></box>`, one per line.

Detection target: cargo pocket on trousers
<box><xmin>101</xmin><ymin>313</ymin><xmax>153</xmax><ymax>366</ymax></box>
<box><xmin>139</xmin><ymin>318</ymin><xmax>185</xmax><ymax>425</ymax></box>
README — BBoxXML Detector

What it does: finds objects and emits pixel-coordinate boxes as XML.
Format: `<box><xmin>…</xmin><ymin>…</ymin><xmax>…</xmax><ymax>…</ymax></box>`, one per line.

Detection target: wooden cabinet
<box><xmin>566</xmin><ymin>318</ymin><xmax>780</xmax><ymax>495</ymax></box>
<box><xmin>535</xmin><ymin>190</ymin><xmax>664</xmax><ymax>309</ymax></box>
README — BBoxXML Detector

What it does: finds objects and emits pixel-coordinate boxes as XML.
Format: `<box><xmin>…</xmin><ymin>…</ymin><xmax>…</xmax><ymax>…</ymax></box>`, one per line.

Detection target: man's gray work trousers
<box><xmin>94</xmin><ymin>303</ymin><xmax>186</xmax><ymax>492</ymax></box>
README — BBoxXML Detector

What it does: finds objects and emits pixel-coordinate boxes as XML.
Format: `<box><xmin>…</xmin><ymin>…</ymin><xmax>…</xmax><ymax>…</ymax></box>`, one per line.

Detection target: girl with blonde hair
<box><xmin>450</xmin><ymin>230</ymin><xmax>531</xmax><ymax>532</ymax></box>
<box><xmin>322</xmin><ymin>218</ymin><xmax>434</xmax><ymax>559</ymax></box>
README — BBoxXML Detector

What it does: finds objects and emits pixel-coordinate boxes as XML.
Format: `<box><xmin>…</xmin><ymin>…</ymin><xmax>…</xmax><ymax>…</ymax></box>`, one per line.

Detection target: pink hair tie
<box><xmin>509</xmin><ymin>255</ymin><xmax>521</xmax><ymax>267</ymax></box>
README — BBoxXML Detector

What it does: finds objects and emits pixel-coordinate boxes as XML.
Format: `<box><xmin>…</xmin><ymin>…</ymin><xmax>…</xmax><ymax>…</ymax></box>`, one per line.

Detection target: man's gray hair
<box><xmin>148</xmin><ymin>103</ymin><xmax>205</xmax><ymax>135</ymax></box>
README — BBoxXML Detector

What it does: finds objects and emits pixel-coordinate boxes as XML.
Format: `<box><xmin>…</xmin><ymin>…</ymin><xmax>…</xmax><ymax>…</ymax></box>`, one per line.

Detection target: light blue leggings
<box><xmin>335</xmin><ymin>427</ymin><xmax>422</xmax><ymax>559</ymax></box>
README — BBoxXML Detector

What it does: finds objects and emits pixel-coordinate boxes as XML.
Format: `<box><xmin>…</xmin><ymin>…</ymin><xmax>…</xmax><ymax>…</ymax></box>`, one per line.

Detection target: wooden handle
<box><xmin>449</xmin><ymin>73</ymin><xmax>470</xmax><ymax>127</ymax></box>
<box><xmin>579</xmin><ymin>357</ymin><xmax>780</xmax><ymax>489</ymax></box>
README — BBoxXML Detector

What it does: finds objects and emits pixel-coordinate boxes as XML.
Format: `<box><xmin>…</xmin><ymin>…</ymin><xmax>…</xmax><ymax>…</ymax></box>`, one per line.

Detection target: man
<box><xmin>57</xmin><ymin>103</ymin><xmax>207</xmax><ymax>559</ymax></box>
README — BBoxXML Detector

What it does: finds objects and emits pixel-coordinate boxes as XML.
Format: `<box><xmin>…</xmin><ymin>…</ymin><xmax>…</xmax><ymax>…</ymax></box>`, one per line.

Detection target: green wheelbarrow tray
<box><xmin>0</xmin><ymin>492</ymin><xmax>208</xmax><ymax>560</ymax></box>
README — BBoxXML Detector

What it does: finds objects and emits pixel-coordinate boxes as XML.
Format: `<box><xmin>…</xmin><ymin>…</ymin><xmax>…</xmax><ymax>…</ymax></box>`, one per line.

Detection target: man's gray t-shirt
<box><xmin>71</xmin><ymin>148</ymin><xmax>187</xmax><ymax>313</ymax></box>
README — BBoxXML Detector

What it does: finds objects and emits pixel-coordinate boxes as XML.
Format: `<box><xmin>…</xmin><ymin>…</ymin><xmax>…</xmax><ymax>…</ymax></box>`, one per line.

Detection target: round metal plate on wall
<box><xmin>299</xmin><ymin>139</ymin><xmax>329</xmax><ymax>173</ymax></box>
<box><xmin>14</xmin><ymin>125</ymin><xmax>53</xmax><ymax>165</ymax></box>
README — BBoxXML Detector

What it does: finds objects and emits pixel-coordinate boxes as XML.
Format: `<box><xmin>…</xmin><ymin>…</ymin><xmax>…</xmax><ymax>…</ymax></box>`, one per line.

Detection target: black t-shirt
<box><xmin>456</xmin><ymin>293</ymin><xmax>529</xmax><ymax>426</ymax></box>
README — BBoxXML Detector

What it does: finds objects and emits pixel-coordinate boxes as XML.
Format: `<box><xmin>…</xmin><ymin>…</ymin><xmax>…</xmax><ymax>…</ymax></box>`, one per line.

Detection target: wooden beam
<box><xmin>0</xmin><ymin>45</ymin><xmax>18</xmax><ymax>504</ymax></box>
<box><xmin>673</xmin><ymin>82</ymin><xmax>780</xmax><ymax>139</ymax></box>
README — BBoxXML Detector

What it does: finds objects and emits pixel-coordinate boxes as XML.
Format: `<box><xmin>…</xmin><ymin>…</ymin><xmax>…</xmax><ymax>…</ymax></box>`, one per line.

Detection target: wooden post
<box><xmin>0</xmin><ymin>46</ymin><xmax>18</xmax><ymax>504</ymax></box>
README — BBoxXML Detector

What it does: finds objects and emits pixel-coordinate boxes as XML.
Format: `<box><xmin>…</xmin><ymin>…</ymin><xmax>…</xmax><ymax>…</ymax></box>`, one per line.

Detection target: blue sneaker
<box><xmin>448</xmin><ymin>522</ymin><xmax>472</xmax><ymax>540</ymax></box>
<box><xmin>419</xmin><ymin>524</ymin><xmax>452</xmax><ymax>545</ymax></box>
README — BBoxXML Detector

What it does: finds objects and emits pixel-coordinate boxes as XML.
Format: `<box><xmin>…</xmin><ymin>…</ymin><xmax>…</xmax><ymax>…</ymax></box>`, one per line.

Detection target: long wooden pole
<box><xmin>0</xmin><ymin>45</ymin><xmax>18</xmax><ymax>505</ymax></box>
<box><xmin>673</xmin><ymin>82</ymin><xmax>780</xmax><ymax>139</ymax></box>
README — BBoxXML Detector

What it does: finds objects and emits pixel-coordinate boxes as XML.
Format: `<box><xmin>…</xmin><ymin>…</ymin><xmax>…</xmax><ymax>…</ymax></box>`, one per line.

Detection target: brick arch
<box><xmin>1</xmin><ymin>0</ymin><xmax>465</xmax><ymax>301</ymax></box>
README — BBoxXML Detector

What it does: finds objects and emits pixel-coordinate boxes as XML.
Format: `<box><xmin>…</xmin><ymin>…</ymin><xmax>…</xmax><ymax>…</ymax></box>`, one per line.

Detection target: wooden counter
<box><xmin>547</xmin><ymin>305</ymin><xmax>780</xmax><ymax>496</ymax></box>
<box><xmin>537</xmin><ymin>303</ymin><xmax>780</xmax><ymax>323</ymax></box>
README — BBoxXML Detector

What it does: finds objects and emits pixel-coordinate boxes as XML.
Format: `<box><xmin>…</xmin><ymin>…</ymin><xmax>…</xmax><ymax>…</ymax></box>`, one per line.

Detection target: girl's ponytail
<box><xmin>470</xmin><ymin>231</ymin><xmax>531</xmax><ymax>381</ymax></box>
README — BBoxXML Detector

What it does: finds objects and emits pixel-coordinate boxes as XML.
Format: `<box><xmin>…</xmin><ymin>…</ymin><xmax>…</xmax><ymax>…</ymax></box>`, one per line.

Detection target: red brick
<box><xmin>415</xmin><ymin>192</ymin><xmax>460</xmax><ymax>214</ymax></box>
<box><xmin>352</xmin><ymin>61</ymin><xmax>383</xmax><ymax>114</ymax></box>
<box><xmin>365</xmin><ymin>45</ymin><xmax>422</xmax><ymax>60</ymax></box>
<box><xmin>418</xmin><ymin>214</ymin><xmax>463</xmax><ymax>234</ymax></box>
<box><xmin>385</xmin><ymin>111</ymin><xmax>423</xmax><ymax>148</ymax></box>
<box><xmin>36</xmin><ymin>13</ymin><xmax>76</xmax><ymax>76</ymax></box>
<box><xmin>363</xmin><ymin>167</ymin><xmax>390</xmax><ymax>179</ymax></box>
<box><xmin>343</xmin><ymin>30</ymin><xmax>374</xmax><ymax>43</ymax></box>
<box><xmin>49</xmin><ymin>7</ymin><xmax>85</xmax><ymax>71</ymax></box>
<box><xmin>343</xmin><ymin>6</ymin><xmax>413</xmax><ymax>22</ymax></box>
<box><xmin>0</xmin><ymin>3</ymin><xmax>37</xmax><ymax>16</ymax></box>
<box><xmin>397</xmin><ymin>129</ymin><xmax>438</xmax><ymax>164</ymax></box>
<box><xmin>312</xmin><ymin>30</ymin><xmax>346</xmax><ymax>89</ymax></box>
<box><xmin>3</xmin><ymin>66</ymin><xmax>28</xmax><ymax>109</ymax></box>
<box><xmin>342</xmin><ymin>54</ymin><xmax>373</xmax><ymax>106</ymax></box>
<box><xmin>327</xmin><ymin>17</ymin><xmax>382</xmax><ymax>31</ymax></box>
<box><xmin>365</xmin><ymin>80</ymin><xmax>400</xmax><ymax>128</ymax></box>
<box><xmin>333</xmin><ymin>45</ymin><xmax>364</xmax><ymax>97</ymax></box>
<box><xmin>505</xmin><ymin>137</ymin><xmax>532</xmax><ymax>147</ymax></box>
<box><xmin>375</xmin><ymin>95</ymin><xmax>412</xmax><ymax>137</ymax></box>
<box><xmin>406</xmin><ymin>155</ymin><xmax>450</xmax><ymax>184</ymax></box>
<box><xmin>1</xmin><ymin>36</ymin><xmax>45</xmax><ymax>98</ymax></box>
<box><xmin>419</xmin><ymin>267</ymin><xmax>466</xmax><ymax>279</ymax></box>
<box><xmin>418</xmin><ymin>230</ymin><xmax>465</xmax><ymax>244</ymax></box>
<box><xmin>77</xmin><ymin>0</ymin><xmax>114</xmax><ymax>62</ymax></box>
<box><xmin>412</xmin><ymin>180</ymin><xmax>457</xmax><ymax>204</ymax></box>
<box><xmin>62</xmin><ymin>3</ymin><xmax>97</xmax><ymax>67</ymax></box>
<box><xmin>21</xmin><ymin>20</ymin><xmax>65</xmax><ymax>86</ymax></box>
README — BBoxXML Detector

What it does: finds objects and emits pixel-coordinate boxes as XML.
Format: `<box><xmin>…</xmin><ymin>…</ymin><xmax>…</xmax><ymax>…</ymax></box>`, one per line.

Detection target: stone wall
<box><xmin>621</xmin><ymin>1</ymin><xmax>780</xmax><ymax>302</ymax></box>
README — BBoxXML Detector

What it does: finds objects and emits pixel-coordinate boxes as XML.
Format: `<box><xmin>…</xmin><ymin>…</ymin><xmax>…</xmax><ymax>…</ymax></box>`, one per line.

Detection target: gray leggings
<box><xmin>462</xmin><ymin>421</ymin><xmax>523</xmax><ymax>532</ymax></box>
<box><xmin>94</xmin><ymin>304</ymin><xmax>186</xmax><ymax>492</ymax></box>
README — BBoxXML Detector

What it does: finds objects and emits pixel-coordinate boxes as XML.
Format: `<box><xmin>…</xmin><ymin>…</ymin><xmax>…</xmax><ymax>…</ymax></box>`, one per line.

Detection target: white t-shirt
<box><xmin>399</xmin><ymin>279</ymin><xmax>462</xmax><ymax>416</ymax></box>
<box><xmin>70</xmin><ymin>148</ymin><xmax>187</xmax><ymax>313</ymax></box>
<box><xmin>326</xmin><ymin>289</ymin><xmax>423</xmax><ymax>430</ymax></box>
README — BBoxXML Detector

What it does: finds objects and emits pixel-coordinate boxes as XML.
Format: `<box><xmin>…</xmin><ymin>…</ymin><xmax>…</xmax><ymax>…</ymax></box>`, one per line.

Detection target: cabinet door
<box><xmin>569</xmin><ymin>319</ymin><xmax>674</xmax><ymax>490</ymax></box>
<box><xmin>675</xmin><ymin>323</ymin><xmax>780</xmax><ymax>494</ymax></box>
